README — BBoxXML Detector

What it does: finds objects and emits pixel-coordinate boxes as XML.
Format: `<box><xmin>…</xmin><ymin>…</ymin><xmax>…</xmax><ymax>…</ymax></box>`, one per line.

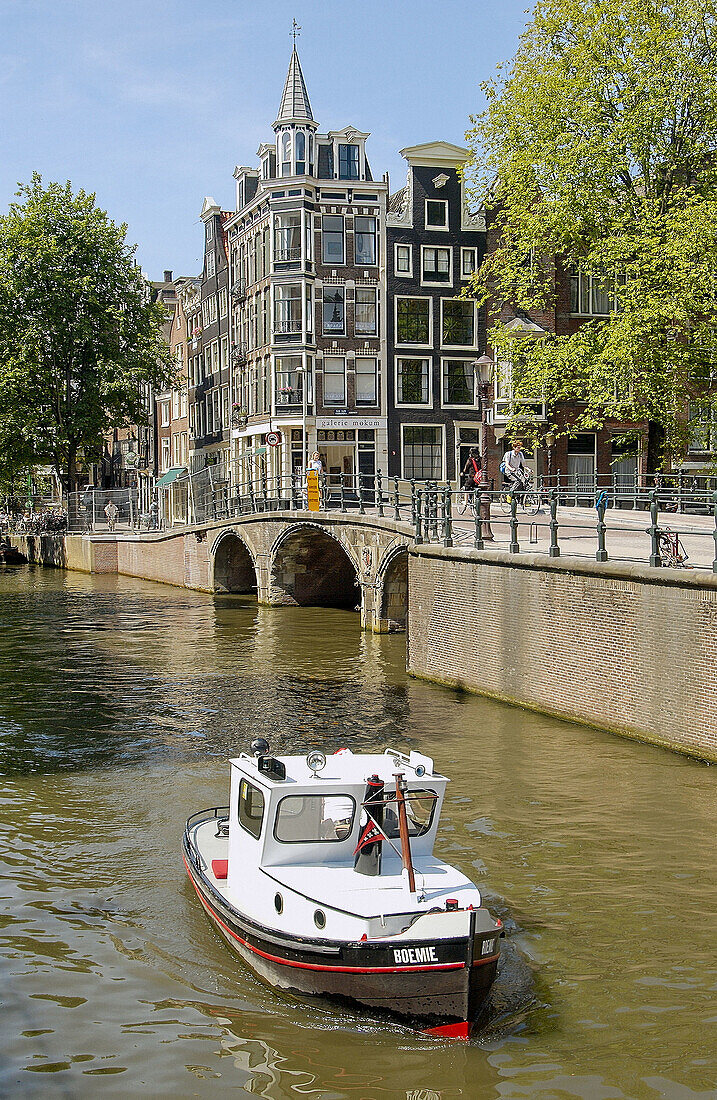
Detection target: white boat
<box><xmin>183</xmin><ymin>741</ymin><xmax>502</xmax><ymax>1039</ymax></box>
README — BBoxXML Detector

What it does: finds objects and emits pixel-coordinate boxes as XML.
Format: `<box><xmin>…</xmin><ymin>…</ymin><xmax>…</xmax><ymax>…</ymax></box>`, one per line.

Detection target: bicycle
<box><xmin>657</xmin><ymin>527</ymin><xmax>689</xmax><ymax>567</ymax></box>
<box><xmin>498</xmin><ymin>473</ymin><xmax>541</xmax><ymax>516</ymax></box>
<box><xmin>456</xmin><ymin>483</ymin><xmax>481</xmax><ymax>515</ymax></box>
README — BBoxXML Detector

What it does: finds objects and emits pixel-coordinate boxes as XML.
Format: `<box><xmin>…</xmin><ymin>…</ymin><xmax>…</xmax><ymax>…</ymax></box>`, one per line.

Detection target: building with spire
<box><xmin>223</xmin><ymin>46</ymin><xmax>390</xmax><ymax>496</ymax></box>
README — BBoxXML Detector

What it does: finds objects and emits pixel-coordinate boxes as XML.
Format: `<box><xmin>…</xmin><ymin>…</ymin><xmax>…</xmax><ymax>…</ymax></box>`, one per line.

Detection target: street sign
<box><xmin>306</xmin><ymin>470</ymin><xmax>320</xmax><ymax>512</ymax></box>
<box><xmin>266</xmin><ymin>431</ymin><xmax>282</xmax><ymax>447</ymax></box>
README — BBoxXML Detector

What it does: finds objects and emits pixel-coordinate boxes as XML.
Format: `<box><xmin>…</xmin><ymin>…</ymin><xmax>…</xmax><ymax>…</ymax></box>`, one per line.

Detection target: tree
<box><xmin>465</xmin><ymin>0</ymin><xmax>717</xmax><ymax>467</ymax></box>
<box><xmin>0</xmin><ymin>175</ymin><xmax>174</xmax><ymax>490</ymax></box>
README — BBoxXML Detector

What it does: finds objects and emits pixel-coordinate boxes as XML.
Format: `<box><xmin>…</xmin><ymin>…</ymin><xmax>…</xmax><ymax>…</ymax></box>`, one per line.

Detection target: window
<box><xmin>274</xmin><ymin>284</ymin><xmax>302</xmax><ymax>334</ymax></box>
<box><xmin>425</xmin><ymin>199</ymin><xmax>448</xmax><ymax>229</ymax></box>
<box><xmin>422</xmin><ymin>246</ymin><xmax>451</xmax><ymax>284</ymax></box>
<box><xmin>461</xmin><ymin>248</ymin><xmax>478</xmax><ymax>279</ymax></box>
<box><xmin>355</xmin><ymin>358</ymin><xmax>377</xmax><ymax>405</ymax></box>
<box><xmin>171</xmin><ymin>390</ymin><xmax>180</xmax><ymax>419</ymax></box>
<box><xmin>323</xmin><ymin>356</ymin><xmax>346</xmax><ymax>405</ymax></box>
<box><xmin>395</xmin><ymin>244</ymin><xmax>412</xmax><ymax>277</ymax></box>
<box><xmin>323</xmin><ymin>286</ymin><xmax>345</xmax><ymax>334</ymax></box>
<box><xmin>281</xmin><ymin>131</ymin><xmax>292</xmax><ymax>176</ymax></box>
<box><xmin>322</xmin><ymin>216</ymin><xmax>344</xmax><ymax>265</ymax></box>
<box><xmin>161</xmin><ymin>437</ymin><xmax>170</xmax><ymax>471</ymax></box>
<box><xmin>274</xmin><ymin>794</ymin><xmax>356</xmax><ymax>843</ymax></box>
<box><xmin>338</xmin><ymin>144</ymin><xmax>360</xmax><ymax>180</ymax></box>
<box><xmin>442</xmin><ymin>299</ymin><xmax>475</xmax><ymax>346</ymax></box>
<box><xmin>402</xmin><ymin>426</ymin><xmax>443</xmax><ymax>480</ymax></box>
<box><xmin>354</xmin><ymin>217</ymin><xmax>376</xmax><ymax>264</ymax></box>
<box><xmin>206</xmin><ymin>221</ymin><xmax>213</xmax><ymax>241</ymax></box>
<box><xmin>688</xmin><ymin>402</ymin><xmax>717</xmax><ymax>452</ymax></box>
<box><xmin>396</xmin><ymin>297</ymin><xmax>430</xmax><ymax>345</ymax></box>
<box><xmin>383</xmin><ymin>790</ymin><xmax>438</xmax><ymax>839</ymax></box>
<box><xmin>239</xmin><ymin>778</ymin><xmax>265</xmax><ymax>840</ymax></box>
<box><xmin>570</xmin><ymin>270</ymin><xmax>622</xmax><ymax>316</ymax></box>
<box><xmin>160</xmin><ymin>402</ymin><xmax>170</xmax><ymax>427</ymax></box>
<box><xmin>397</xmin><ymin>358</ymin><xmax>430</xmax><ymax>404</ymax></box>
<box><xmin>274</xmin><ymin>212</ymin><xmax>302</xmax><ymax>262</ymax></box>
<box><xmin>355</xmin><ymin>287</ymin><xmax>377</xmax><ymax>335</ymax></box>
<box><xmin>275</xmin><ymin>356</ymin><xmax>304</xmax><ymax>406</ymax></box>
<box><xmin>443</xmin><ymin>360</ymin><xmax>475</xmax><ymax>406</ymax></box>
<box><xmin>295</xmin><ymin>129</ymin><xmax>306</xmax><ymax>174</ymax></box>
<box><xmin>206</xmin><ymin>251</ymin><xmax>215</xmax><ymax>278</ymax></box>
<box><xmin>219</xmin><ymin>288</ymin><xmax>228</xmax><ymax>317</ymax></box>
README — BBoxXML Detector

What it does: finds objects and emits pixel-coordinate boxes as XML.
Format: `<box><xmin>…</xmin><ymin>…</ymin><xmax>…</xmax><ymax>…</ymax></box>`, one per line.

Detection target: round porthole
<box><xmin>274</xmin><ymin>893</ymin><xmax>283</xmax><ymax>914</ymax></box>
<box><xmin>314</xmin><ymin>909</ymin><xmax>326</xmax><ymax>930</ymax></box>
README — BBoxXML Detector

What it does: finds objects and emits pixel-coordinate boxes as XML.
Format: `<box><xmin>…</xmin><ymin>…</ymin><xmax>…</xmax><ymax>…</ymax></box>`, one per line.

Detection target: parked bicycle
<box><xmin>658</xmin><ymin>527</ymin><xmax>689</xmax><ymax>567</ymax></box>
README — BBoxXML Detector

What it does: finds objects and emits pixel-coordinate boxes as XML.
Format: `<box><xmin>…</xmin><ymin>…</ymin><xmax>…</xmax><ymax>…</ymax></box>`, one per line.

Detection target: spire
<box><xmin>274</xmin><ymin>47</ymin><xmax>315</xmax><ymax>128</ymax></box>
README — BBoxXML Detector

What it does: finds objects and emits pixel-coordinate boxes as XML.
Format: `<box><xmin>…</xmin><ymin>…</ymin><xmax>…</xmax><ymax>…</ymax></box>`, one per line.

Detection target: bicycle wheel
<box><xmin>522</xmin><ymin>491</ymin><xmax>541</xmax><ymax>516</ymax></box>
<box><xmin>457</xmin><ymin>493</ymin><xmax>468</xmax><ymax>515</ymax></box>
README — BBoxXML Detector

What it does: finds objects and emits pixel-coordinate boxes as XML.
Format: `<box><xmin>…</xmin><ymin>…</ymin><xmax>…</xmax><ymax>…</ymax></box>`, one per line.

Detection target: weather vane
<box><xmin>291</xmin><ymin>19</ymin><xmax>301</xmax><ymax>44</ymax></box>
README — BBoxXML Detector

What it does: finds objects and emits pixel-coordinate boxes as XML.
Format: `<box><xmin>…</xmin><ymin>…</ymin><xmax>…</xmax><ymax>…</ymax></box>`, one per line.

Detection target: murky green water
<box><xmin>0</xmin><ymin>564</ymin><xmax>715</xmax><ymax>1099</ymax></box>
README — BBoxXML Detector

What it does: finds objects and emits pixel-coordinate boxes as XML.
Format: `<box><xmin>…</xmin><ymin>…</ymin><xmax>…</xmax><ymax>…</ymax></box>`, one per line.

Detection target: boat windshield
<box><xmin>274</xmin><ymin>794</ymin><xmax>356</xmax><ymax>843</ymax></box>
<box><xmin>382</xmin><ymin>789</ymin><xmax>437</xmax><ymax>839</ymax></box>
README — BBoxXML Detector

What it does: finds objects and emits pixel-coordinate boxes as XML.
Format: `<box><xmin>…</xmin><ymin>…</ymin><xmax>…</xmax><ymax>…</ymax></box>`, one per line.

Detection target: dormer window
<box><xmin>262</xmin><ymin>157</ymin><xmax>269</xmax><ymax>179</ymax></box>
<box><xmin>339</xmin><ymin>144</ymin><xmax>360</xmax><ymax>180</ymax></box>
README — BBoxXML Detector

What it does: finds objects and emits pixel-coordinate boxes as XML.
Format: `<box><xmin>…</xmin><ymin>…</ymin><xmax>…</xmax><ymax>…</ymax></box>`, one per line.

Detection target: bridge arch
<box><xmin>377</xmin><ymin>545</ymin><xmax>409</xmax><ymax>632</ymax></box>
<box><xmin>270</xmin><ymin>523</ymin><xmax>359</xmax><ymax>610</ymax></box>
<box><xmin>212</xmin><ymin>531</ymin><xmax>257</xmax><ymax>594</ymax></box>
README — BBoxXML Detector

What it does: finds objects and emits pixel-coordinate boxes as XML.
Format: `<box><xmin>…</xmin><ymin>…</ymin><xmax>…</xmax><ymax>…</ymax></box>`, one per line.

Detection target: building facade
<box><xmin>386</xmin><ymin>144</ymin><xmax>485</xmax><ymax>484</ymax></box>
<box><xmin>223</xmin><ymin>47</ymin><xmax>389</xmax><ymax>496</ymax></box>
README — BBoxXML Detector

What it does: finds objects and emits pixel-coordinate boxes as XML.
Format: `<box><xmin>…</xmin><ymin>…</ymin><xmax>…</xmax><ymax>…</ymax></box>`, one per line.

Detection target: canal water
<box><xmin>0</xmin><ymin>565</ymin><xmax>715</xmax><ymax>1100</ymax></box>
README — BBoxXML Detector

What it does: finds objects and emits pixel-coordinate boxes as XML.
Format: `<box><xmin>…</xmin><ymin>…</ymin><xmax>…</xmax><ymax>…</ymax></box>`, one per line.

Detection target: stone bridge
<box><xmin>15</xmin><ymin>510</ymin><xmax>414</xmax><ymax>633</ymax></box>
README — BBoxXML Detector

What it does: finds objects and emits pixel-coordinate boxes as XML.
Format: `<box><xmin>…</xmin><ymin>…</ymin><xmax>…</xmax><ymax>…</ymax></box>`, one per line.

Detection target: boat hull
<box><xmin>183</xmin><ymin>842</ymin><xmax>499</xmax><ymax>1031</ymax></box>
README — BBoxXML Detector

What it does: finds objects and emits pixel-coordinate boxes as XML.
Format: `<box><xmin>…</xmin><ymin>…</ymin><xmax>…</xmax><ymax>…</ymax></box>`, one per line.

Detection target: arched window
<box><xmin>295</xmin><ymin>130</ymin><xmax>305</xmax><ymax>175</ymax></box>
<box><xmin>308</xmin><ymin>133</ymin><xmax>314</xmax><ymax>174</ymax></box>
<box><xmin>281</xmin><ymin>132</ymin><xmax>291</xmax><ymax>177</ymax></box>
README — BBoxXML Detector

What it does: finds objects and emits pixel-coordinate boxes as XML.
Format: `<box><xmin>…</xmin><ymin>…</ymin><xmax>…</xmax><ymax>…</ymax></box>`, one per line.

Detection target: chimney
<box><xmin>164</xmin><ymin>269</ymin><xmax>173</xmax><ymax>283</ymax></box>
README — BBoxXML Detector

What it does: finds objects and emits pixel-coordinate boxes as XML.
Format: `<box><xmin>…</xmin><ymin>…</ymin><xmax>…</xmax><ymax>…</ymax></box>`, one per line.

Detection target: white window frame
<box><xmin>420</xmin><ymin>245</ymin><xmax>452</xmax><ymax>287</ymax></box>
<box><xmin>394</xmin><ymin>243</ymin><xmax>413</xmax><ymax>278</ymax></box>
<box><xmin>161</xmin><ymin>436</ymin><xmax>171</xmax><ymax>472</ymax></box>
<box><xmin>322</xmin><ymin>285</ymin><xmax>346</xmax><ymax>336</ymax></box>
<box><xmin>441</xmin><ymin>358</ymin><xmax>477</xmax><ymax>409</ymax></box>
<box><xmin>354</xmin><ymin>285</ymin><xmax>378</xmax><ymax>336</ymax></box>
<box><xmin>400</xmin><ymin>423</ymin><xmax>445</xmax><ymax>481</ymax></box>
<box><xmin>322</xmin><ymin>355</ymin><xmax>347</xmax><ymax>406</ymax></box>
<box><xmin>321</xmin><ymin>214</ymin><xmax>345</xmax><ymax>266</ymax></box>
<box><xmin>424</xmin><ymin>199</ymin><xmax>449</xmax><ymax>232</ymax></box>
<box><xmin>354</xmin><ymin>215</ymin><xmax>378</xmax><ymax>266</ymax></box>
<box><xmin>355</xmin><ymin>356</ymin><xmax>378</xmax><ymax>407</ymax></box>
<box><xmin>394</xmin><ymin>295</ymin><xmax>432</xmax><ymax>349</ymax></box>
<box><xmin>206</xmin><ymin>251</ymin><xmax>215</xmax><ymax>278</ymax></box>
<box><xmin>461</xmin><ymin>247</ymin><xmax>478</xmax><ymax>280</ymax></box>
<box><xmin>160</xmin><ymin>401</ymin><xmax>170</xmax><ymax>427</ymax></box>
<box><xmin>395</xmin><ymin>356</ymin><xmax>433</xmax><ymax>408</ymax></box>
<box><xmin>440</xmin><ymin>297</ymin><xmax>477</xmax><ymax>350</ymax></box>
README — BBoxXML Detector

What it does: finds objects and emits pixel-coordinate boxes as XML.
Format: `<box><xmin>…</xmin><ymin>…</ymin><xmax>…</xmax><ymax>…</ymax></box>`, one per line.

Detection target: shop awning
<box><xmin>243</xmin><ymin>446</ymin><xmax>267</xmax><ymax>457</ymax></box>
<box><xmin>155</xmin><ymin>466</ymin><xmax>187</xmax><ymax>488</ymax></box>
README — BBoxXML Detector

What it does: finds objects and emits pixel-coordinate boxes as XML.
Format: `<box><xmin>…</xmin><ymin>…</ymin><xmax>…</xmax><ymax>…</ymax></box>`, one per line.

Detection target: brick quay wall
<box><xmin>408</xmin><ymin>545</ymin><xmax>717</xmax><ymax>763</ymax></box>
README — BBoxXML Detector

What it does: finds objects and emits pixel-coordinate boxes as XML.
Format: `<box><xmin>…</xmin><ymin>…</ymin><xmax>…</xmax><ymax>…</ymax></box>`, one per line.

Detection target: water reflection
<box><xmin>0</xmin><ymin>565</ymin><xmax>715</xmax><ymax>1098</ymax></box>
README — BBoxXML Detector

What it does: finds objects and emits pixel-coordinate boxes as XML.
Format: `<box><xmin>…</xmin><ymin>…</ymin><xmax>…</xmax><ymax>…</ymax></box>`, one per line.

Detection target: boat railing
<box><xmin>184</xmin><ymin>806</ymin><xmax>230</xmax><ymax>872</ymax></box>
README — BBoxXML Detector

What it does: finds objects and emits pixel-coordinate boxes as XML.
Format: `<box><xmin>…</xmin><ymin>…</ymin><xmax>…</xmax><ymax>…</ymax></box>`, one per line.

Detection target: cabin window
<box><xmin>383</xmin><ymin>789</ymin><xmax>437</xmax><ymax>839</ymax></box>
<box><xmin>274</xmin><ymin>795</ymin><xmax>356</xmax><ymax>843</ymax></box>
<box><xmin>238</xmin><ymin>778</ymin><xmax>265</xmax><ymax>840</ymax></box>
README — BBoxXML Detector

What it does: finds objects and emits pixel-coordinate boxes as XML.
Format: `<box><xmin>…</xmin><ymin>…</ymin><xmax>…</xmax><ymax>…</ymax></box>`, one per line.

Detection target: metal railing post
<box><xmin>509</xmin><ymin>491</ymin><xmax>520</xmax><ymax>554</ymax></box>
<box><xmin>410</xmin><ymin>479</ymin><xmax>417</xmax><ymax>527</ymax></box>
<box><xmin>415</xmin><ymin>488</ymin><xmax>423</xmax><ymax>543</ymax></box>
<box><xmin>357</xmin><ymin>471</ymin><xmax>365</xmax><ymax>515</ymax></box>
<box><xmin>393</xmin><ymin>476</ymin><xmax>400</xmax><ymax>521</ymax></box>
<box><xmin>712</xmin><ymin>492</ymin><xmax>717</xmax><ymax>574</ymax></box>
<box><xmin>473</xmin><ymin>488</ymin><xmax>484</xmax><ymax>550</ymax></box>
<box><xmin>376</xmin><ymin>469</ymin><xmax>384</xmax><ymax>518</ymax></box>
<box><xmin>595</xmin><ymin>491</ymin><xmax>608</xmax><ymax>562</ymax></box>
<box><xmin>442</xmin><ymin>485</ymin><xmax>453</xmax><ymax>547</ymax></box>
<box><xmin>340</xmin><ymin>474</ymin><xmax>347</xmax><ymax>513</ymax></box>
<box><xmin>549</xmin><ymin>489</ymin><xmax>560</xmax><ymax>558</ymax></box>
<box><xmin>648</xmin><ymin>491</ymin><xmax>662</xmax><ymax>567</ymax></box>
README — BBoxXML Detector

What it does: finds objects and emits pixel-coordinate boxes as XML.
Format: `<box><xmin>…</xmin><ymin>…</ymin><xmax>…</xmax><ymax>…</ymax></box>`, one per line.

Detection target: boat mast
<box><xmin>394</xmin><ymin>773</ymin><xmax>416</xmax><ymax>893</ymax></box>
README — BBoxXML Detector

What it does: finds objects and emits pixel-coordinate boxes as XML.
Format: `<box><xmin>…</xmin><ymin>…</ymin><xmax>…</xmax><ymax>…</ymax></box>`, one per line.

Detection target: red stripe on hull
<box><xmin>184</xmin><ymin>854</ymin><xmax>465</xmax><ymax>975</ymax></box>
<box><xmin>422</xmin><ymin>1021</ymin><xmax>471</xmax><ymax>1040</ymax></box>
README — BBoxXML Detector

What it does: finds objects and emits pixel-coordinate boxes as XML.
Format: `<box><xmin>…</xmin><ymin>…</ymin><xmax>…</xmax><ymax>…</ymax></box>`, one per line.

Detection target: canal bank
<box><xmin>0</xmin><ymin>565</ymin><xmax>714</xmax><ymax>1098</ymax></box>
<box><xmin>9</xmin><ymin>529</ymin><xmax>717</xmax><ymax>762</ymax></box>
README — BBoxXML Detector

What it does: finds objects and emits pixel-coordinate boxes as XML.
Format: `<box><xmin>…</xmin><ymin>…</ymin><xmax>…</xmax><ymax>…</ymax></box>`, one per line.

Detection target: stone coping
<box><xmin>77</xmin><ymin>512</ymin><xmax>415</xmax><ymax>544</ymax></box>
<box><xmin>411</xmin><ymin>542</ymin><xmax>717</xmax><ymax>592</ymax></box>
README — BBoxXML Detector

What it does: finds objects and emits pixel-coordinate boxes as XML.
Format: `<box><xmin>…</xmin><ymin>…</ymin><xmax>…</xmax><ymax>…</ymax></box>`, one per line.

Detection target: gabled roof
<box><xmin>274</xmin><ymin>47</ymin><xmax>315</xmax><ymax>127</ymax></box>
<box><xmin>399</xmin><ymin>141</ymin><xmax>470</xmax><ymax>168</ymax></box>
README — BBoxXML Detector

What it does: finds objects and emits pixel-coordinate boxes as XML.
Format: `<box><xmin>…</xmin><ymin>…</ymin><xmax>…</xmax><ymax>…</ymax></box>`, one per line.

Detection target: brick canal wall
<box><xmin>408</xmin><ymin>545</ymin><xmax>717</xmax><ymax>763</ymax></box>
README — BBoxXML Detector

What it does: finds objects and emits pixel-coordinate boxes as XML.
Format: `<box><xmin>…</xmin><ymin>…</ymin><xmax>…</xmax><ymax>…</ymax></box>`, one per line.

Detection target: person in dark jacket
<box><xmin>461</xmin><ymin>447</ymin><xmax>483</xmax><ymax>489</ymax></box>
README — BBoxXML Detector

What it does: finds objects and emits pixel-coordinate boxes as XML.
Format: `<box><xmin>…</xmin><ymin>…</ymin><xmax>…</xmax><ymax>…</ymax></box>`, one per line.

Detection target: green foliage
<box><xmin>0</xmin><ymin>175</ymin><xmax>174</xmax><ymax>487</ymax></box>
<box><xmin>465</xmin><ymin>0</ymin><xmax>717</xmax><ymax>465</ymax></box>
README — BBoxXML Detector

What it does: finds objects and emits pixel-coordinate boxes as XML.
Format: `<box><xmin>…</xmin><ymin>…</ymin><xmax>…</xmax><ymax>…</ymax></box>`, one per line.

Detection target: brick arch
<box><xmin>212</xmin><ymin>531</ymin><xmax>257</xmax><ymax>594</ymax></box>
<box><xmin>270</xmin><ymin>523</ymin><xmax>360</xmax><ymax>610</ymax></box>
<box><xmin>377</xmin><ymin>545</ymin><xmax>409</xmax><ymax>631</ymax></box>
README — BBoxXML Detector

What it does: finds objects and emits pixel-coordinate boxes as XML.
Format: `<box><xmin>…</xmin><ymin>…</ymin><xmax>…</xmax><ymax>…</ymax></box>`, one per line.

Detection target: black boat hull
<box><xmin>183</xmin><ymin>844</ymin><xmax>499</xmax><ymax>1034</ymax></box>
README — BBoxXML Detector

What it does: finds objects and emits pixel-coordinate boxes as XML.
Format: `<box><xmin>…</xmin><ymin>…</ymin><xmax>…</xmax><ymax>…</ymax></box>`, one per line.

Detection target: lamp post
<box><xmin>472</xmin><ymin>354</ymin><xmax>494</xmax><ymax>470</ymax></box>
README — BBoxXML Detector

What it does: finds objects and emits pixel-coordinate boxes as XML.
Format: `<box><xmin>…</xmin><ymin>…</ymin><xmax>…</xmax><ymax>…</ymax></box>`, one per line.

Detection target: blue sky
<box><xmin>0</xmin><ymin>0</ymin><xmax>531</xmax><ymax>279</ymax></box>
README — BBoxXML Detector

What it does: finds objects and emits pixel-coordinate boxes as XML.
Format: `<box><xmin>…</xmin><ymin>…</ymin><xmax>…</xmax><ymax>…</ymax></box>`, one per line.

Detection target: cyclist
<box><xmin>459</xmin><ymin>447</ymin><xmax>483</xmax><ymax>508</ymax></box>
<box><xmin>502</xmin><ymin>439</ymin><xmax>529</xmax><ymax>502</ymax></box>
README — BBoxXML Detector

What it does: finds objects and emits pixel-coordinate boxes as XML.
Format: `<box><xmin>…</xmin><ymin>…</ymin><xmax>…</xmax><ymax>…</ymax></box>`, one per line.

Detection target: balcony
<box><xmin>274</xmin><ymin>247</ymin><xmax>302</xmax><ymax>263</ymax></box>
